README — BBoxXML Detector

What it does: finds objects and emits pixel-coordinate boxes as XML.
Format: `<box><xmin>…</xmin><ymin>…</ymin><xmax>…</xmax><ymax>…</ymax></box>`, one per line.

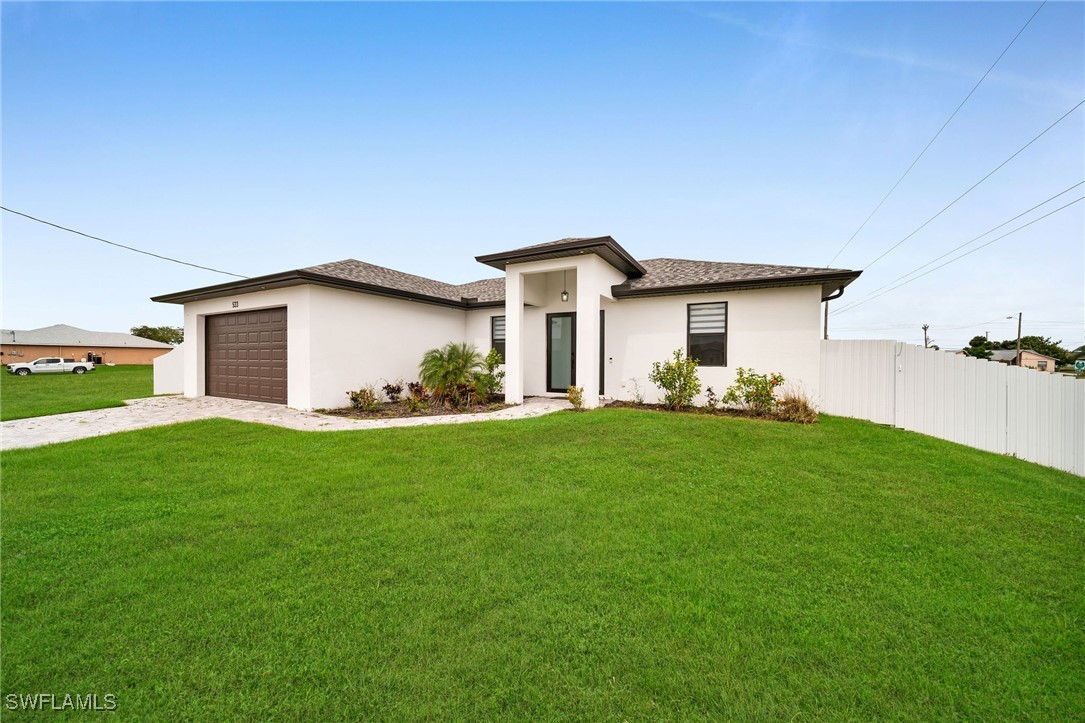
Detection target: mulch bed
<box><xmin>318</xmin><ymin>398</ymin><xmax>511</xmax><ymax>420</ymax></box>
<box><xmin>603</xmin><ymin>399</ymin><xmax>815</xmax><ymax>423</ymax></box>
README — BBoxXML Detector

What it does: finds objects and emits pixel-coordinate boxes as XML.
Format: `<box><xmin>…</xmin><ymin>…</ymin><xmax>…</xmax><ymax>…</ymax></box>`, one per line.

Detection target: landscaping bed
<box><xmin>604</xmin><ymin>398</ymin><xmax>816</xmax><ymax>423</ymax></box>
<box><xmin>318</xmin><ymin>397</ymin><xmax>511</xmax><ymax>419</ymax></box>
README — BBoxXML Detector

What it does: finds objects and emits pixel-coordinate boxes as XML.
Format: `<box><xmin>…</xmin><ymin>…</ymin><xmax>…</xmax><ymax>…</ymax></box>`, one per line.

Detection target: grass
<box><xmin>2</xmin><ymin>410</ymin><xmax>1082</xmax><ymax>719</ymax></box>
<box><xmin>0</xmin><ymin>365</ymin><xmax>154</xmax><ymax>421</ymax></box>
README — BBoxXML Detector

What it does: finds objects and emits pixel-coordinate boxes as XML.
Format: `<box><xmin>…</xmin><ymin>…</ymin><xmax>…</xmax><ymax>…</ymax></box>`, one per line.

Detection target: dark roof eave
<box><xmin>611</xmin><ymin>271</ymin><xmax>862</xmax><ymax>300</ymax></box>
<box><xmin>475</xmin><ymin>237</ymin><xmax>647</xmax><ymax>277</ymax></box>
<box><xmin>151</xmin><ymin>270</ymin><xmax>492</xmax><ymax>309</ymax></box>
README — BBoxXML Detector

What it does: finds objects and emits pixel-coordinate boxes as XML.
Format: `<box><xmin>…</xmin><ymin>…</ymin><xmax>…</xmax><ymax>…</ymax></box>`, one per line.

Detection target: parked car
<box><xmin>6</xmin><ymin>357</ymin><xmax>96</xmax><ymax>376</ymax></box>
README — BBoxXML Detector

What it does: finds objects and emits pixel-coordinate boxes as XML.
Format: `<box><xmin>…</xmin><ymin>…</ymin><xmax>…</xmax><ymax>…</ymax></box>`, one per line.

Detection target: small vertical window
<box><xmin>688</xmin><ymin>302</ymin><xmax>727</xmax><ymax>367</ymax></box>
<box><xmin>491</xmin><ymin>316</ymin><xmax>506</xmax><ymax>362</ymax></box>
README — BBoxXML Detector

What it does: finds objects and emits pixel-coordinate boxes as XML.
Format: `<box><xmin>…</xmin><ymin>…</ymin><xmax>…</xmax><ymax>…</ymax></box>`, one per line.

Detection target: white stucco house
<box><xmin>152</xmin><ymin>236</ymin><xmax>861</xmax><ymax>410</ymax></box>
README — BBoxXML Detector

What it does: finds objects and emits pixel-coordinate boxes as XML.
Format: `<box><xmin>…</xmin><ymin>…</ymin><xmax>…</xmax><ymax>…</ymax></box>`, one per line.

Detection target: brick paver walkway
<box><xmin>0</xmin><ymin>395</ymin><xmax>571</xmax><ymax>451</ymax></box>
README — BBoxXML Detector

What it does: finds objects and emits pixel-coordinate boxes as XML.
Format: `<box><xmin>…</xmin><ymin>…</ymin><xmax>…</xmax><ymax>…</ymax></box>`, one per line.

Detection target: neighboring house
<box><xmin>152</xmin><ymin>236</ymin><xmax>861</xmax><ymax>409</ymax></box>
<box><xmin>988</xmin><ymin>348</ymin><xmax>1060</xmax><ymax>372</ymax></box>
<box><xmin>1</xmin><ymin>324</ymin><xmax>175</xmax><ymax>365</ymax></box>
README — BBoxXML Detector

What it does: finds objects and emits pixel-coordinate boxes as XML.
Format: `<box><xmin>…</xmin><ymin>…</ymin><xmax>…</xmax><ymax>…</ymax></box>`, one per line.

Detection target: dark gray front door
<box><xmin>547</xmin><ymin>312</ymin><xmax>576</xmax><ymax>392</ymax></box>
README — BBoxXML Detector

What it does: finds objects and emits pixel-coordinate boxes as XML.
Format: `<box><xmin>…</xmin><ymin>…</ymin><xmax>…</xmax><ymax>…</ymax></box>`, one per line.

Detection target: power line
<box><xmin>0</xmin><ymin>206</ymin><xmax>249</xmax><ymax>279</ymax></box>
<box><xmin>835</xmin><ymin>180</ymin><xmax>1083</xmax><ymax>308</ymax></box>
<box><xmin>825</xmin><ymin>0</ymin><xmax>1048</xmax><ymax>267</ymax></box>
<box><xmin>859</xmin><ymin>99</ymin><xmax>1084</xmax><ymax>271</ymax></box>
<box><xmin>833</xmin><ymin>195</ymin><xmax>1084</xmax><ymax>315</ymax></box>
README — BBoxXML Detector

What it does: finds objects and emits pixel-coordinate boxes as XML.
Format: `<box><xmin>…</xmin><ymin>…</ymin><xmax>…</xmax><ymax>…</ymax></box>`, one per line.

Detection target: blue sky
<box><xmin>3</xmin><ymin>2</ymin><xmax>1082</xmax><ymax>349</ymax></box>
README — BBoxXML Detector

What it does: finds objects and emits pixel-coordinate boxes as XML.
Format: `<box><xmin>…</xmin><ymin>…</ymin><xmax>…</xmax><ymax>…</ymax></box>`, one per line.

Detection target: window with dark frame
<box><xmin>491</xmin><ymin>316</ymin><xmax>506</xmax><ymax>362</ymax></box>
<box><xmin>687</xmin><ymin>302</ymin><xmax>727</xmax><ymax>367</ymax></box>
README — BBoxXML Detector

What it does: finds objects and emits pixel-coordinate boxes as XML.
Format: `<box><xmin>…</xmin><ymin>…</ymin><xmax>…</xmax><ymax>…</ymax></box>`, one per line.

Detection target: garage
<box><xmin>205</xmin><ymin>308</ymin><xmax>287</xmax><ymax>404</ymax></box>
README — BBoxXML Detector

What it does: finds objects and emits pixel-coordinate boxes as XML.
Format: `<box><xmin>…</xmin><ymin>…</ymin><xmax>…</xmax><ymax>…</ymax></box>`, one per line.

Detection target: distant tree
<box><xmin>963</xmin><ymin>346</ymin><xmax>992</xmax><ymax>360</ymax></box>
<box><xmin>131</xmin><ymin>325</ymin><xmax>184</xmax><ymax>345</ymax></box>
<box><xmin>995</xmin><ymin>335</ymin><xmax>1070</xmax><ymax>364</ymax></box>
<box><xmin>967</xmin><ymin>335</ymin><xmax>988</xmax><ymax>348</ymax></box>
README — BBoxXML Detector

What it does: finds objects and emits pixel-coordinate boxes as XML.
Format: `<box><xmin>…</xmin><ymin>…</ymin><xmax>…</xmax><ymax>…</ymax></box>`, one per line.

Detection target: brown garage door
<box><xmin>206</xmin><ymin>308</ymin><xmax>287</xmax><ymax>404</ymax></box>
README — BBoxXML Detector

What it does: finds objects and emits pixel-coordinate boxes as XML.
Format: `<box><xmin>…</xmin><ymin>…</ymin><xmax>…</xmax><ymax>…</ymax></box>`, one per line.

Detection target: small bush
<box><xmin>567</xmin><ymin>385</ymin><xmax>584</xmax><ymax>411</ymax></box>
<box><xmin>405</xmin><ymin>395</ymin><xmax>429</xmax><ymax>415</ymax></box>
<box><xmin>703</xmin><ymin>386</ymin><xmax>719</xmax><ymax>411</ymax></box>
<box><xmin>382</xmin><ymin>382</ymin><xmax>404</xmax><ymax>403</ymax></box>
<box><xmin>777</xmin><ymin>387</ymin><xmax>819</xmax><ymax>424</ymax></box>
<box><xmin>407</xmin><ymin>381</ymin><xmax>427</xmax><ymax>399</ymax></box>
<box><xmin>346</xmin><ymin>386</ymin><xmax>381</xmax><ymax>412</ymax></box>
<box><xmin>648</xmin><ymin>349</ymin><xmax>702</xmax><ymax>411</ymax></box>
<box><xmin>474</xmin><ymin>348</ymin><xmax>506</xmax><ymax>404</ymax></box>
<box><xmin>629</xmin><ymin>378</ymin><xmax>645</xmax><ymax>405</ymax></box>
<box><xmin>722</xmin><ymin>368</ymin><xmax>784</xmax><ymax>415</ymax></box>
<box><xmin>447</xmin><ymin>382</ymin><xmax>477</xmax><ymax>410</ymax></box>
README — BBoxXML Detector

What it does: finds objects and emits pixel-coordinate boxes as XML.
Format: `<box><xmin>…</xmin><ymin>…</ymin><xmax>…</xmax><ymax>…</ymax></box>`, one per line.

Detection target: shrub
<box><xmin>629</xmin><ymin>378</ymin><xmax>645</xmax><ymax>405</ymax></box>
<box><xmin>419</xmin><ymin>342</ymin><xmax>484</xmax><ymax>405</ymax></box>
<box><xmin>777</xmin><ymin>387</ymin><xmax>819</xmax><ymax>424</ymax></box>
<box><xmin>346</xmin><ymin>385</ymin><xmax>381</xmax><ymax>412</ymax></box>
<box><xmin>648</xmin><ymin>349</ymin><xmax>702</xmax><ymax>411</ymax></box>
<box><xmin>407</xmin><ymin>381</ymin><xmax>427</xmax><ymax>399</ymax></box>
<box><xmin>703</xmin><ymin>385</ymin><xmax>719</xmax><ymax>411</ymax></box>
<box><xmin>567</xmin><ymin>385</ymin><xmax>584</xmax><ymax>411</ymax></box>
<box><xmin>721</xmin><ymin>368</ymin><xmax>785</xmax><ymax>415</ymax></box>
<box><xmin>474</xmin><ymin>348</ymin><xmax>506</xmax><ymax>404</ymax></box>
<box><xmin>447</xmin><ymin>382</ymin><xmax>477</xmax><ymax>410</ymax></box>
<box><xmin>382</xmin><ymin>381</ymin><xmax>404</xmax><ymax>403</ymax></box>
<box><xmin>405</xmin><ymin>394</ymin><xmax>429</xmax><ymax>415</ymax></box>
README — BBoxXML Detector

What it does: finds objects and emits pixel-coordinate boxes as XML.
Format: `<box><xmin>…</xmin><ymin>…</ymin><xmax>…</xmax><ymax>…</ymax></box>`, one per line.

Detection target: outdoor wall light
<box><xmin>561</xmin><ymin>270</ymin><xmax>569</xmax><ymax>303</ymax></box>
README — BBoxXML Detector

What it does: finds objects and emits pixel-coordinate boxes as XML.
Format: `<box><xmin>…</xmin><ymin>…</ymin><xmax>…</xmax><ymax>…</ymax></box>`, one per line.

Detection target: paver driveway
<box><xmin>0</xmin><ymin>396</ymin><xmax>571</xmax><ymax>451</ymax></box>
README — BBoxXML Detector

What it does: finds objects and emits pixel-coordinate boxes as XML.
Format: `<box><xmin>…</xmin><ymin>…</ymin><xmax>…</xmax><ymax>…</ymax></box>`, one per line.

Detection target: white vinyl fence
<box><xmin>820</xmin><ymin>340</ymin><xmax>1085</xmax><ymax>477</ymax></box>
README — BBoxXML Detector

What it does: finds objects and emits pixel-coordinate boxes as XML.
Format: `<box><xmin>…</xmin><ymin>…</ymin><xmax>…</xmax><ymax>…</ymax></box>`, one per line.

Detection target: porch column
<box><xmin>504</xmin><ymin>268</ymin><xmax>524</xmax><ymax>404</ymax></box>
<box><xmin>575</xmin><ymin>264</ymin><xmax>601</xmax><ymax>409</ymax></box>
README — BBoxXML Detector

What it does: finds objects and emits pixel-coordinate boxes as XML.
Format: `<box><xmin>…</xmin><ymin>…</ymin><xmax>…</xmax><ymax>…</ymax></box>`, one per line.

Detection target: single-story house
<box><xmin>1</xmin><ymin>324</ymin><xmax>174</xmax><ymax>365</ymax></box>
<box><xmin>152</xmin><ymin>236</ymin><xmax>861</xmax><ymax>410</ymax></box>
<box><xmin>988</xmin><ymin>348</ymin><xmax>1060</xmax><ymax>372</ymax></box>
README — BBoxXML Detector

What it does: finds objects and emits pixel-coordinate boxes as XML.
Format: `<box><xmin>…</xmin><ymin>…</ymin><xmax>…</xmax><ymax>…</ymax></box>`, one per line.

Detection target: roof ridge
<box><xmin>641</xmin><ymin>257</ymin><xmax>855</xmax><ymax>273</ymax></box>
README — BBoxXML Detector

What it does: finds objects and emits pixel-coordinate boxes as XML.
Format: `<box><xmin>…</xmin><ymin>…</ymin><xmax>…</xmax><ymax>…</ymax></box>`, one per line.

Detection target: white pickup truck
<box><xmin>6</xmin><ymin>357</ymin><xmax>96</xmax><ymax>376</ymax></box>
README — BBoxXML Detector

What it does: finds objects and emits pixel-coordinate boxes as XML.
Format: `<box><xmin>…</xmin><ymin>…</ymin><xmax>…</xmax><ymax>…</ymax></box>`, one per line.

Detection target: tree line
<box><xmin>962</xmin><ymin>335</ymin><xmax>1074</xmax><ymax>364</ymax></box>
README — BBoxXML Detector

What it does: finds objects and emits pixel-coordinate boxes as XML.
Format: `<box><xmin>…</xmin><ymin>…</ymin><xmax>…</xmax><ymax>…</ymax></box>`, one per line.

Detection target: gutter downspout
<box><xmin>821</xmin><ymin>287</ymin><xmax>846</xmax><ymax>340</ymax></box>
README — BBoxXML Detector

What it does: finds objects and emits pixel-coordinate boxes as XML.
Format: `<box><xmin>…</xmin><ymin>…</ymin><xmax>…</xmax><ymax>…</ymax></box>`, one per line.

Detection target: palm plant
<box><xmin>418</xmin><ymin>342</ymin><xmax>484</xmax><ymax>406</ymax></box>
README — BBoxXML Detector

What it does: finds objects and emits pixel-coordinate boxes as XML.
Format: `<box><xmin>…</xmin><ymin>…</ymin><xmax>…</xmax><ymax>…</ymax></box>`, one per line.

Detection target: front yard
<box><xmin>0</xmin><ymin>364</ymin><xmax>154</xmax><ymax>421</ymax></box>
<box><xmin>2</xmin><ymin>410</ymin><xmax>1082</xmax><ymax>718</ymax></box>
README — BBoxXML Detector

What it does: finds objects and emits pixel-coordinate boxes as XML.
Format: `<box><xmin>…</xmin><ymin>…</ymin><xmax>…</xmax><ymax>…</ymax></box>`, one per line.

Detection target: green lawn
<box><xmin>2</xmin><ymin>411</ymin><xmax>1082</xmax><ymax>719</ymax></box>
<box><xmin>0</xmin><ymin>364</ymin><xmax>154</xmax><ymax>421</ymax></box>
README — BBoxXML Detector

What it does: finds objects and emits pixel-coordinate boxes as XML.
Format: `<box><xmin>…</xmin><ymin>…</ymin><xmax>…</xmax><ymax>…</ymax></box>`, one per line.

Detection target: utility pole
<box><xmin>1015</xmin><ymin>312</ymin><xmax>1023</xmax><ymax>365</ymax></box>
<box><xmin>823</xmin><ymin>301</ymin><xmax>829</xmax><ymax>340</ymax></box>
<box><xmin>1006</xmin><ymin>313</ymin><xmax>1023</xmax><ymax>365</ymax></box>
<box><xmin>922</xmin><ymin>324</ymin><xmax>930</xmax><ymax>348</ymax></box>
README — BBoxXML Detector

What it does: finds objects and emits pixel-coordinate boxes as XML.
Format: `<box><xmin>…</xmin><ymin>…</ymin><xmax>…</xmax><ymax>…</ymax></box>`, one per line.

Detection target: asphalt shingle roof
<box><xmin>0</xmin><ymin>324</ymin><xmax>174</xmax><ymax>348</ymax></box>
<box><xmin>156</xmin><ymin>238</ymin><xmax>860</xmax><ymax>306</ymax></box>
<box><xmin>300</xmin><ymin>256</ymin><xmax>855</xmax><ymax>305</ymax></box>
<box><xmin>616</xmin><ymin>258</ymin><xmax>855</xmax><ymax>293</ymax></box>
<box><xmin>303</xmin><ymin>260</ymin><xmax>505</xmax><ymax>303</ymax></box>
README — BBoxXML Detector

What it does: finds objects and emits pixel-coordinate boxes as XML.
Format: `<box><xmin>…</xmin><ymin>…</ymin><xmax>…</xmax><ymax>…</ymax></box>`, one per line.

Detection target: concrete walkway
<box><xmin>0</xmin><ymin>396</ymin><xmax>572</xmax><ymax>451</ymax></box>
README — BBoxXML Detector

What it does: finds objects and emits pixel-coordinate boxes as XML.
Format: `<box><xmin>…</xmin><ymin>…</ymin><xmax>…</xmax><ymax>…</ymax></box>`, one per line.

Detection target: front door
<box><xmin>547</xmin><ymin>312</ymin><xmax>576</xmax><ymax>392</ymax></box>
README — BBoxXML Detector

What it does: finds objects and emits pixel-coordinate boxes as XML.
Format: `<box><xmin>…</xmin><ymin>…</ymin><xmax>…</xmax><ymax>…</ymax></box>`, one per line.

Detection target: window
<box><xmin>1037</xmin><ymin>361</ymin><xmax>1048</xmax><ymax>371</ymax></box>
<box><xmin>688</xmin><ymin>302</ymin><xmax>727</xmax><ymax>367</ymax></box>
<box><xmin>491</xmin><ymin>316</ymin><xmax>506</xmax><ymax>362</ymax></box>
